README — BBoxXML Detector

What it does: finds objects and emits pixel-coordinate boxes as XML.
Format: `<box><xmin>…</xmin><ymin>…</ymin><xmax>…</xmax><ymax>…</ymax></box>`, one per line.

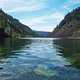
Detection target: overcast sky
<box><xmin>0</xmin><ymin>0</ymin><xmax>80</xmax><ymax>32</ymax></box>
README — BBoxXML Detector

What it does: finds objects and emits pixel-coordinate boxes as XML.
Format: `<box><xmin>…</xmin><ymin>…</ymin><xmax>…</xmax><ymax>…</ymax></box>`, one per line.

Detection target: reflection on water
<box><xmin>0</xmin><ymin>38</ymin><xmax>80</xmax><ymax>80</ymax></box>
<box><xmin>0</xmin><ymin>38</ymin><xmax>31</xmax><ymax>59</ymax></box>
<box><xmin>53</xmin><ymin>39</ymin><xmax>80</xmax><ymax>68</ymax></box>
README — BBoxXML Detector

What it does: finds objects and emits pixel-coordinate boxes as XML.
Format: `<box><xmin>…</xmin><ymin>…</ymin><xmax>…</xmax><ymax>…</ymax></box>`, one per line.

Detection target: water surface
<box><xmin>0</xmin><ymin>38</ymin><xmax>80</xmax><ymax>80</ymax></box>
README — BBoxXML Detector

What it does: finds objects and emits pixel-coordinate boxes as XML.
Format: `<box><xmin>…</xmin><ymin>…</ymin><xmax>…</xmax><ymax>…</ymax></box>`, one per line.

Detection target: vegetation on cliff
<box><xmin>51</xmin><ymin>7</ymin><xmax>80</xmax><ymax>38</ymax></box>
<box><xmin>0</xmin><ymin>9</ymin><xmax>35</xmax><ymax>38</ymax></box>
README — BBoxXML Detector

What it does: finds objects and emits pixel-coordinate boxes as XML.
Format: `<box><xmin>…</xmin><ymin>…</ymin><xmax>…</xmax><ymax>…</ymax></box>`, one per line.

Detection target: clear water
<box><xmin>0</xmin><ymin>38</ymin><xmax>80</xmax><ymax>80</ymax></box>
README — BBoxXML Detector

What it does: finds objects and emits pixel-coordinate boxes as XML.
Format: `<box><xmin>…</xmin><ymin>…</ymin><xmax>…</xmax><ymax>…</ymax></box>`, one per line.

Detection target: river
<box><xmin>0</xmin><ymin>38</ymin><xmax>80</xmax><ymax>80</ymax></box>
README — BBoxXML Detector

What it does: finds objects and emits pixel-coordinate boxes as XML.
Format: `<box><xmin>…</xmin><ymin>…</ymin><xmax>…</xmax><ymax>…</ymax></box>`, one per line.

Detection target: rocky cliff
<box><xmin>51</xmin><ymin>7</ymin><xmax>80</xmax><ymax>38</ymax></box>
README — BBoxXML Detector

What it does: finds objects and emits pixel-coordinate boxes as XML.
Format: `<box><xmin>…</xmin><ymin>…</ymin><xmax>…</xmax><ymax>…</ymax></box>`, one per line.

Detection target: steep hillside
<box><xmin>0</xmin><ymin>9</ymin><xmax>35</xmax><ymax>38</ymax></box>
<box><xmin>51</xmin><ymin>7</ymin><xmax>80</xmax><ymax>38</ymax></box>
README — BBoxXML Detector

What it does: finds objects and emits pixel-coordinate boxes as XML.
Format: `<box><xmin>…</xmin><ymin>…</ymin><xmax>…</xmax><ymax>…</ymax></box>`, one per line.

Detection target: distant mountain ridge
<box><xmin>0</xmin><ymin>9</ymin><xmax>35</xmax><ymax>38</ymax></box>
<box><xmin>51</xmin><ymin>7</ymin><xmax>80</xmax><ymax>38</ymax></box>
<box><xmin>34</xmin><ymin>30</ymin><xmax>51</xmax><ymax>37</ymax></box>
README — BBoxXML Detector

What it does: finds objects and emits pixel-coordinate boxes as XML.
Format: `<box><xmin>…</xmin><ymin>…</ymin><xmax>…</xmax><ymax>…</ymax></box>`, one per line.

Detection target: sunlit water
<box><xmin>0</xmin><ymin>38</ymin><xmax>80</xmax><ymax>80</ymax></box>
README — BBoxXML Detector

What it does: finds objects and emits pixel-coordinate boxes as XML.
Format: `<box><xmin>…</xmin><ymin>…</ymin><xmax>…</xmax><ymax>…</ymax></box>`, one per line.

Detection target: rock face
<box><xmin>0</xmin><ymin>9</ymin><xmax>35</xmax><ymax>38</ymax></box>
<box><xmin>51</xmin><ymin>7</ymin><xmax>80</xmax><ymax>38</ymax></box>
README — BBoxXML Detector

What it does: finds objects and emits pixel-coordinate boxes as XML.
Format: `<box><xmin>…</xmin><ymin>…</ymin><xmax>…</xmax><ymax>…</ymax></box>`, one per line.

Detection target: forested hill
<box><xmin>34</xmin><ymin>30</ymin><xmax>51</xmax><ymax>37</ymax></box>
<box><xmin>51</xmin><ymin>7</ymin><xmax>80</xmax><ymax>38</ymax></box>
<box><xmin>0</xmin><ymin>9</ymin><xmax>35</xmax><ymax>38</ymax></box>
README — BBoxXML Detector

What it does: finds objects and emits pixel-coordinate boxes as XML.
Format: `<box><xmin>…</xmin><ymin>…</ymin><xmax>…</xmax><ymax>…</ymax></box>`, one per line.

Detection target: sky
<box><xmin>0</xmin><ymin>0</ymin><xmax>80</xmax><ymax>32</ymax></box>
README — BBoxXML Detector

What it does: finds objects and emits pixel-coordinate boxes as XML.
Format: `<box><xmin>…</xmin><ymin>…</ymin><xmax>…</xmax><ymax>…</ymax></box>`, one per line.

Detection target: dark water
<box><xmin>0</xmin><ymin>38</ymin><xmax>80</xmax><ymax>80</ymax></box>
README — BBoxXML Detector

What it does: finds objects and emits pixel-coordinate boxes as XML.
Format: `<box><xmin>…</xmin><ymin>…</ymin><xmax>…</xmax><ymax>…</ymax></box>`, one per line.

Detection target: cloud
<box><xmin>5</xmin><ymin>3</ymin><xmax>46</xmax><ymax>13</ymax></box>
<box><xmin>31</xmin><ymin>24</ymin><xmax>56</xmax><ymax>32</ymax></box>
<box><xmin>62</xmin><ymin>0</ymin><xmax>80</xmax><ymax>10</ymax></box>
<box><xmin>0</xmin><ymin>0</ymin><xmax>47</xmax><ymax>13</ymax></box>
<box><xmin>0</xmin><ymin>0</ymin><xmax>79</xmax><ymax>31</ymax></box>
<box><xmin>50</xmin><ymin>12</ymin><xmax>64</xmax><ymax>21</ymax></box>
<box><xmin>21</xmin><ymin>12</ymin><xmax>64</xmax><ymax>24</ymax></box>
<box><xmin>20</xmin><ymin>12</ymin><xmax>64</xmax><ymax>31</ymax></box>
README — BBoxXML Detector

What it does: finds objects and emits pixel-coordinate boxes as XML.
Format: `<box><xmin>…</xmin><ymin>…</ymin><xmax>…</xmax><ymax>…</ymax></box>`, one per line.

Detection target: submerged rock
<box><xmin>34</xmin><ymin>65</ymin><xmax>58</xmax><ymax>77</ymax></box>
